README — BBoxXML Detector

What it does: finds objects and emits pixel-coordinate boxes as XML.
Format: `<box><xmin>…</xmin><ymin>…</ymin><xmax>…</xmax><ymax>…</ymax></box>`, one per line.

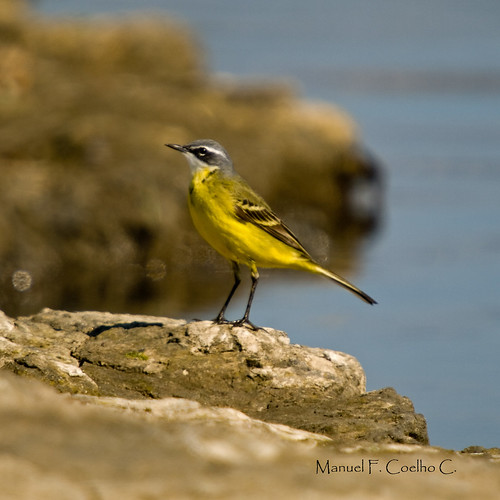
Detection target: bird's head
<box><xmin>166</xmin><ymin>139</ymin><xmax>234</xmax><ymax>174</ymax></box>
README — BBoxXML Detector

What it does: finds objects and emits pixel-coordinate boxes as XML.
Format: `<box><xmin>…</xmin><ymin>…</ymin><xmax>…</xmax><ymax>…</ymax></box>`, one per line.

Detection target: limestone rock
<box><xmin>1</xmin><ymin>308</ymin><xmax>427</xmax><ymax>446</ymax></box>
<box><xmin>0</xmin><ymin>371</ymin><xmax>499</xmax><ymax>500</ymax></box>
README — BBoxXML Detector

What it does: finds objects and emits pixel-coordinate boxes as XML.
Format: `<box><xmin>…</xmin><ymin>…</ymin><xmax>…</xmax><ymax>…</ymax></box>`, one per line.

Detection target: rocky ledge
<box><xmin>1</xmin><ymin>308</ymin><xmax>426</xmax><ymax>446</ymax></box>
<box><xmin>1</xmin><ymin>309</ymin><xmax>499</xmax><ymax>499</ymax></box>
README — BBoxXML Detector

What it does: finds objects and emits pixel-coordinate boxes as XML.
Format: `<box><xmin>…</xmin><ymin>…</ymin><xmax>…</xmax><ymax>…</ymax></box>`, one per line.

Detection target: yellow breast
<box><xmin>188</xmin><ymin>168</ymin><xmax>241</xmax><ymax>261</ymax></box>
<box><xmin>187</xmin><ymin>168</ymin><xmax>307</xmax><ymax>269</ymax></box>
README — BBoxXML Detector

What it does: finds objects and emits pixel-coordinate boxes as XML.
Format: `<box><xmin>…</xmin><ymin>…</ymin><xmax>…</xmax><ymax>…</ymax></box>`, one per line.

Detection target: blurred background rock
<box><xmin>0</xmin><ymin>0</ymin><xmax>381</xmax><ymax>317</ymax></box>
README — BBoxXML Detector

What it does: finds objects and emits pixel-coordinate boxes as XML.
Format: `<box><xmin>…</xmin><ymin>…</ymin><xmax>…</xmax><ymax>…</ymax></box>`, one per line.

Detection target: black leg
<box><xmin>232</xmin><ymin>267</ymin><xmax>260</xmax><ymax>330</ymax></box>
<box><xmin>214</xmin><ymin>261</ymin><xmax>241</xmax><ymax>324</ymax></box>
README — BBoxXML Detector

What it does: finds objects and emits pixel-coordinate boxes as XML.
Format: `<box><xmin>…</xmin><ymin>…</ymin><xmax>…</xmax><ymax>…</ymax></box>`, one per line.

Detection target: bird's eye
<box><xmin>197</xmin><ymin>147</ymin><xmax>208</xmax><ymax>157</ymax></box>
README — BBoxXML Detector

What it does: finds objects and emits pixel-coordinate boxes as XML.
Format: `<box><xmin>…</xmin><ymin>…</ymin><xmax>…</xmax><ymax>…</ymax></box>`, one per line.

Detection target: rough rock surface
<box><xmin>1</xmin><ymin>363</ymin><xmax>499</xmax><ymax>499</ymax></box>
<box><xmin>1</xmin><ymin>308</ymin><xmax>427</xmax><ymax>447</ymax></box>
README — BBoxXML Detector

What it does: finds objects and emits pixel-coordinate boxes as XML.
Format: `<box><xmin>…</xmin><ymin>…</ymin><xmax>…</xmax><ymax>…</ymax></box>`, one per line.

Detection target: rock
<box><xmin>0</xmin><ymin>371</ymin><xmax>327</xmax><ymax>499</ymax></box>
<box><xmin>2</xmin><ymin>308</ymin><xmax>499</xmax><ymax>498</ymax></box>
<box><xmin>0</xmin><ymin>371</ymin><xmax>499</xmax><ymax>499</ymax></box>
<box><xmin>1</xmin><ymin>308</ymin><xmax>427</xmax><ymax>446</ymax></box>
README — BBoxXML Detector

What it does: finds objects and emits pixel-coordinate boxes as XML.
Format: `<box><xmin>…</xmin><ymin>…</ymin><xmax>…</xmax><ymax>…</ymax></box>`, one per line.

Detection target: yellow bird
<box><xmin>166</xmin><ymin>139</ymin><xmax>376</xmax><ymax>329</ymax></box>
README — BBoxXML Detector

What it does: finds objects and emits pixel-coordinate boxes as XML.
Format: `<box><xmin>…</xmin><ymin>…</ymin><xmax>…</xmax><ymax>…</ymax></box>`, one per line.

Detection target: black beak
<box><xmin>165</xmin><ymin>143</ymin><xmax>187</xmax><ymax>153</ymax></box>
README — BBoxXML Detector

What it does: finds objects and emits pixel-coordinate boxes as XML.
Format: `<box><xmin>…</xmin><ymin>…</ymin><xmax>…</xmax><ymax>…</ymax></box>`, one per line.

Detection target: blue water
<box><xmin>38</xmin><ymin>1</ymin><xmax>500</xmax><ymax>450</ymax></box>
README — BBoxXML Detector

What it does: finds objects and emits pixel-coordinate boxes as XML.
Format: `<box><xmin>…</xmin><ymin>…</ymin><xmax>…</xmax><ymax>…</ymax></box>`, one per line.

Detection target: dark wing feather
<box><xmin>234</xmin><ymin>198</ymin><xmax>308</xmax><ymax>254</ymax></box>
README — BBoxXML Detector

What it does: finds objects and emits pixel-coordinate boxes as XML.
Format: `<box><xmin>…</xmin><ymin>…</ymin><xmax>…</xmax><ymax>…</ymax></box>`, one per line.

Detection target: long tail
<box><xmin>307</xmin><ymin>262</ymin><xmax>377</xmax><ymax>305</ymax></box>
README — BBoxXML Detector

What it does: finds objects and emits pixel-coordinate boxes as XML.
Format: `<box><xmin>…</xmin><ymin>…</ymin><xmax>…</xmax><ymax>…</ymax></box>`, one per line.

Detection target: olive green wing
<box><xmin>231</xmin><ymin>178</ymin><xmax>308</xmax><ymax>254</ymax></box>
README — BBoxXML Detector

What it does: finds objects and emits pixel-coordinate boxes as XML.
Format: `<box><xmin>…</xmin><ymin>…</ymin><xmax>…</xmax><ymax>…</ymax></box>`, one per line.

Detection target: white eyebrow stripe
<box><xmin>195</xmin><ymin>146</ymin><xmax>224</xmax><ymax>157</ymax></box>
<box><xmin>190</xmin><ymin>147</ymin><xmax>229</xmax><ymax>166</ymax></box>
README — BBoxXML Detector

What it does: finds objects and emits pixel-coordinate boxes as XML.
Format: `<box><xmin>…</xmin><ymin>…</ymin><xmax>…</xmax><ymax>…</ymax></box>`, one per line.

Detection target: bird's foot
<box><xmin>230</xmin><ymin>318</ymin><xmax>261</xmax><ymax>331</ymax></box>
<box><xmin>213</xmin><ymin>315</ymin><xmax>262</xmax><ymax>331</ymax></box>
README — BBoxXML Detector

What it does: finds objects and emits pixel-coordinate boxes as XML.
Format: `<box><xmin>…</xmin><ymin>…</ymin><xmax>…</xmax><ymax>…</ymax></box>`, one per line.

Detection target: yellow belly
<box><xmin>188</xmin><ymin>170</ymin><xmax>307</xmax><ymax>270</ymax></box>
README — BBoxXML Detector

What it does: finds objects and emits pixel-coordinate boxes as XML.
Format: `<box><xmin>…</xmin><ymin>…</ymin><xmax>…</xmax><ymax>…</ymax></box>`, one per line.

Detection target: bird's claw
<box><xmin>213</xmin><ymin>317</ymin><xmax>261</xmax><ymax>331</ymax></box>
<box><xmin>230</xmin><ymin>318</ymin><xmax>261</xmax><ymax>331</ymax></box>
